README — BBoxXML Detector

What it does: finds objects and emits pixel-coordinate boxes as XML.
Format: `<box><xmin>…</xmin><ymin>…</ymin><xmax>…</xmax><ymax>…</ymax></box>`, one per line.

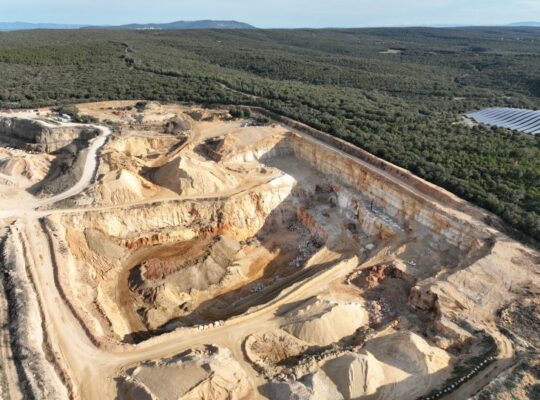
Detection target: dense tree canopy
<box><xmin>0</xmin><ymin>27</ymin><xmax>538</xmax><ymax>239</ymax></box>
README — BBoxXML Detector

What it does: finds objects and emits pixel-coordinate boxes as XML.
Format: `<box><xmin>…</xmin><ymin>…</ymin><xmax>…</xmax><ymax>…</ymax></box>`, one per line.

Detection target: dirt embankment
<box><xmin>1</xmin><ymin>225</ymin><xmax>69</xmax><ymax>399</ymax></box>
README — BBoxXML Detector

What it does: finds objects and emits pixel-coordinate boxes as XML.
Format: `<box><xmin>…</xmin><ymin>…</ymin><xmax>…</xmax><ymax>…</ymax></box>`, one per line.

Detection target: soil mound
<box><xmin>283</xmin><ymin>297</ymin><xmax>368</xmax><ymax>346</ymax></box>
<box><xmin>263</xmin><ymin>371</ymin><xmax>344</xmax><ymax>400</ymax></box>
<box><xmin>245</xmin><ymin>329</ymin><xmax>309</xmax><ymax>368</ymax></box>
<box><xmin>323</xmin><ymin>351</ymin><xmax>386</xmax><ymax>398</ymax></box>
<box><xmin>151</xmin><ymin>156</ymin><xmax>240</xmax><ymax>196</ymax></box>
<box><xmin>364</xmin><ymin>331</ymin><xmax>451</xmax><ymax>375</ymax></box>
<box><xmin>86</xmin><ymin>169</ymin><xmax>158</xmax><ymax>205</ymax></box>
<box><xmin>117</xmin><ymin>345</ymin><xmax>252</xmax><ymax>400</ymax></box>
<box><xmin>323</xmin><ymin>331</ymin><xmax>451</xmax><ymax>398</ymax></box>
<box><xmin>0</xmin><ymin>153</ymin><xmax>52</xmax><ymax>186</ymax></box>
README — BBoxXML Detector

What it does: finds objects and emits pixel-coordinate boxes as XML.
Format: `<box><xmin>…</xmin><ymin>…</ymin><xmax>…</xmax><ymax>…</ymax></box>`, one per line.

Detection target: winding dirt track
<box><xmin>0</xmin><ymin>115</ymin><xmax>519</xmax><ymax>399</ymax></box>
<box><xmin>0</xmin><ymin>124</ymin><xmax>111</xmax><ymax>219</ymax></box>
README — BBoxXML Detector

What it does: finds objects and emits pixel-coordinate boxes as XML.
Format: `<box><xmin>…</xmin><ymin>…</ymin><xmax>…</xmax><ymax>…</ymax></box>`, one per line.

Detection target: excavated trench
<box><xmin>54</xmin><ymin>123</ymin><xmax>491</xmax><ymax>345</ymax></box>
<box><xmin>123</xmin><ymin>220</ymin><xmax>322</xmax><ymax>339</ymax></box>
<box><xmin>58</xmin><ymin>165</ymin><xmax>374</xmax><ymax>342</ymax></box>
<box><xmin>107</xmin><ymin>181</ymin><xmax>360</xmax><ymax>342</ymax></box>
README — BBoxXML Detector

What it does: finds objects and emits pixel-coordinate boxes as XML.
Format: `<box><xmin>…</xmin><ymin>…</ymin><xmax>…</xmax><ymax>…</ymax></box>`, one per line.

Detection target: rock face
<box><xmin>409</xmin><ymin>285</ymin><xmax>440</xmax><ymax>313</ymax></box>
<box><xmin>110</xmin><ymin>135</ymin><xmax>178</xmax><ymax>158</ymax></box>
<box><xmin>117</xmin><ymin>345</ymin><xmax>253</xmax><ymax>400</ymax></box>
<box><xmin>287</xmin><ymin>134</ymin><xmax>486</xmax><ymax>250</ymax></box>
<box><xmin>67</xmin><ymin>177</ymin><xmax>296</xmax><ymax>243</ymax></box>
<box><xmin>0</xmin><ymin>117</ymin><xmax>98</xmax><ymax>152</ymax></box>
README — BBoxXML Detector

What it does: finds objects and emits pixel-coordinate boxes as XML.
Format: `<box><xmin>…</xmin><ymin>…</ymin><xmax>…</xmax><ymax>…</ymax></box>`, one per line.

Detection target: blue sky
<box><xmin>2</xmin><ymin>0</ymin><xmax>540</xmax><ymax>27</ymax></box>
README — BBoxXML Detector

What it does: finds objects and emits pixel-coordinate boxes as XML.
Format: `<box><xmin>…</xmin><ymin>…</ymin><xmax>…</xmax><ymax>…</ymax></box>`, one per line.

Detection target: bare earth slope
<box><xmin>0</xmin><ymin>102</ymin><xmax>538</xmax><ymax>400</ymax></box>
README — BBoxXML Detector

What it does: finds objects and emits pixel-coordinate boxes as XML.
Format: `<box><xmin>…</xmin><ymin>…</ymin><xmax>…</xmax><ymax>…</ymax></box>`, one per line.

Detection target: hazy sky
<box><xmin>2</xmin><ymin>0</ymin><xmax>540</xmax><ymax>27</ymax></box>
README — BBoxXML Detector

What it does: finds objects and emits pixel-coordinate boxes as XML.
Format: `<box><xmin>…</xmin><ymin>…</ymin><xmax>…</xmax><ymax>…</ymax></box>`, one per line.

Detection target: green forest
<box><xmin>0</xmin><ymin>27</ymin><xmax>538</xmax><ymax>240</ymax></box>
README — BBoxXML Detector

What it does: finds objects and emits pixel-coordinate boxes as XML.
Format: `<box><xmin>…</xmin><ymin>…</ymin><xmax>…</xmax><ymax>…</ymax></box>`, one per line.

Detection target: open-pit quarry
<box><xmin>0</xmin><ymin>101</ymin><xmax>538</xmax><ymax>400</ymax></box>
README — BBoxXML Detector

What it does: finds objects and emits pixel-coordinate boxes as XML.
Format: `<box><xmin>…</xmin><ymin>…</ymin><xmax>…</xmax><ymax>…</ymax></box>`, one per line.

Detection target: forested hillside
<box><xmin>0</xmin><ymin>27</ymin><xmax>538</xmax><ymax>239</ymax></box>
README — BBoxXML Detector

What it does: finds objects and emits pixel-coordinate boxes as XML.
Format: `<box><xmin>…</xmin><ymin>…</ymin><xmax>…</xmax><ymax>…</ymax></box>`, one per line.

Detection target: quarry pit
<box><xmin>0</xmin><ymin>101</ymin><xmax>538</xmax><ymax>400</ymax></box>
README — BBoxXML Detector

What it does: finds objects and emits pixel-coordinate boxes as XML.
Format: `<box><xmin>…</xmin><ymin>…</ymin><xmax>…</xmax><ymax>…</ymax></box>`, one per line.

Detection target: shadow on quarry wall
<box><xmin>120</xmin><ymin>140</ymin><xmax>374</xmax><ymax>343</ymax></box>
<box><xmin>26</xmin><ymin>129</ymin><xmax>100</xmax><ymax>197</ymax></box>
<box><xmin>121</xmin><ymin>165</ymin><xmax>332</xmax><ymax>342</ymax></box>
<box><xmin>61</xmin><ymin>134</ymin><xmax>487</xmax><ymax>345</ymax></box>
<box><xmin>119</xmin><ymin>135</ymin><xmax>489</xmax><ymax>343</ymax></box>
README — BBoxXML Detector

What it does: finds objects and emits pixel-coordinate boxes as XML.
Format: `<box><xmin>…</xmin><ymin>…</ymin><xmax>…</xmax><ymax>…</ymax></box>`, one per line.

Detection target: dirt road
<box><xmin>0</xmin><ymin>124</ymin><xmax>111</xmax><ymax>220</ymax></box>
<box><xmin>34</xmin><ymin>124</ymin><xmax>111</xmax><ymax>207</ymax></box>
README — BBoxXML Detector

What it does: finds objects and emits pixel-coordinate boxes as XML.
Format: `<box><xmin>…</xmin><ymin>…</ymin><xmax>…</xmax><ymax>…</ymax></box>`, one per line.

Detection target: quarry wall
<box><xmin>285</xmin><ymin>134</ymin><xmax>486</xmax><ymax>250</ymax></box>
<box><xmin>64</xmin><ymin>180</ymin><xmax>296</xmax><ymax>246</ymax></box>
<box><xmin>0</xmin><ymin>117</ymin><xmax>98</xmax><ymax>152</ymax></box>
<box><xmin>248</xmin><ymin>107</ymin><xmax>489</xmax><ymax>220</ymax></box>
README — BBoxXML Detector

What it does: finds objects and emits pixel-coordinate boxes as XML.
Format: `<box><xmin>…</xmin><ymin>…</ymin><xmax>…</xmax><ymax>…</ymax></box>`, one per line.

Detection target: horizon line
<box><xmin>1</xmin><ymin>19</ymin><xmax>540</xmax><ymax>30</ymax></box>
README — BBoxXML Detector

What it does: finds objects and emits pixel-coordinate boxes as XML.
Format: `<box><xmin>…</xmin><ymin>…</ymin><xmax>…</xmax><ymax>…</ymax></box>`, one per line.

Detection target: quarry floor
<box><xmin>0</xmin><ymin>102</ymin><xmax>538</xmax><ymax>400</ymax></box>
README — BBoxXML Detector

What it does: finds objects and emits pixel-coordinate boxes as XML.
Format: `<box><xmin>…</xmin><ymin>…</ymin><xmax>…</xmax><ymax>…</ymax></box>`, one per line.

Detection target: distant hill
<box><xmin>0</xmin><ymin>22</ymin><xmax>81</xmax><ymax>31</ymax></box>
<box><xmin>507</xmin><ymin>21</ymin><xmax>540</xmax><ymax>27</ymax></box>
<box><xmin>1</xmin><ymin>20</ymin><xmax>536</xmax><ymax>32</ymax></box>
<box><xmin>82</xmin><ymin>20</ymin><xmax>255</xmax><ymax>30</ymax></box>
<box><xmin>0</xmin><ymin>20</ymin><xmax>254</xmax><ymax>32</ymax></box>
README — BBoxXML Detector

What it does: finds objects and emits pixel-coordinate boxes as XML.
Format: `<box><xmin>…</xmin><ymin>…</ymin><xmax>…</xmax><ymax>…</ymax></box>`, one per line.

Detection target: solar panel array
<box><xmin>466</xmin><ymin>108</ymin><xmax>540</xmax><ymax>135</ymax></box>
